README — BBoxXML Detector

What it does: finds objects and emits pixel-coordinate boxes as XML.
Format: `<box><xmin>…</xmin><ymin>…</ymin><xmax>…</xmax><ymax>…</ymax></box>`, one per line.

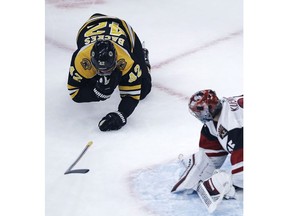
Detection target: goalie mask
<box><xmin>189</xmin><ymin>89</ymin><xmax>221</xmax><ymax>123</ymax></box>
<box><xmin>91</xmin><ymin>40</ymin><xmax>117</xmax><ymax>75</ymax></box>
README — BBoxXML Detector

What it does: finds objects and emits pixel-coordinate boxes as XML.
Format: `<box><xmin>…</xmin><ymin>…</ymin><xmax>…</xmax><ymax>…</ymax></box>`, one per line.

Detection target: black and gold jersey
<box><xmin>68</xmin><ymin>13</ymin><xmax>146</xmax><ymax>102</ymax></box>
<box><xmin>76</xmin><ymin>13</ymin><xmax>136</xmax><ymax>52</ymax></box>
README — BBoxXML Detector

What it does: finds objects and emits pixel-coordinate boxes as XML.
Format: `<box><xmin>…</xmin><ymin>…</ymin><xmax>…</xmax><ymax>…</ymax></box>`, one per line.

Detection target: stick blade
<box><xmin>64</xmin><ymin>169</ymin><xmax>90</xmax><ymax>175</ymax></box>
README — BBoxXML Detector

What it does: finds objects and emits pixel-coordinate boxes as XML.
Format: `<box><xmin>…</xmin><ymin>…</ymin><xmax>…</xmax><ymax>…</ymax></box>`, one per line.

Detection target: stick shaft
<box><xmin>65</xmin><ymin>141</ymin><xmax>93</xmax><ymax>174</ymax></box>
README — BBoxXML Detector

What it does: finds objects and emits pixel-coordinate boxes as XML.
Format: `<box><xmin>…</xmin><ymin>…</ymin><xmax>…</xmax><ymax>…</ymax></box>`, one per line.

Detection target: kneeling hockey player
<box><xmin>67</xmin><ymin>13</ymin><xmax>152</xmax><ymax>131</ymax></box>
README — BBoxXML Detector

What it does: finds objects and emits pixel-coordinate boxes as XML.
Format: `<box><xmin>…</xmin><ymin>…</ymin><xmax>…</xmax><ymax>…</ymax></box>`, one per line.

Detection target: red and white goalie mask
<box><xmin>189</xmin><ymin>89</ymin><xmax>220</xmax><ymax>123</ymax></box>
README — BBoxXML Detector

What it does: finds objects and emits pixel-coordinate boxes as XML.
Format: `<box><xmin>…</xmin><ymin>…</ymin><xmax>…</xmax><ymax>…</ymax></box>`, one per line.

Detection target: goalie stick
<box><xmin>64</xmin><ymin>141</ymin><xmax>93</xmax><ymax>175</ymax></box>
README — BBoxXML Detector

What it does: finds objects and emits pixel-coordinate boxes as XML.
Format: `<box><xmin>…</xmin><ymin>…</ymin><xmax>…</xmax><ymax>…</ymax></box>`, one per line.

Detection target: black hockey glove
<box><xmin>98</xmin><ymin>111</ymin><xmax>127</xmax><ymax>131</ymax></box>
<box><xmin>93</xmin><ymin>70</ymin><xmax>121</xmax><ymax>101</ymax></box>
<box><xmin>93</xmin><ymin>75</ymin><xmax>115</xmax><ymax>101</ymax></box>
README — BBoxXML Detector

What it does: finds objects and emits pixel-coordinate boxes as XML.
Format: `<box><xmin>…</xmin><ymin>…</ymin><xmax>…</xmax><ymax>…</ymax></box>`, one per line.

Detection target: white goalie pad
<box><xmin>196</xmin><ymin>169</ymin><xmax>236</xmax><ymax>213</ymax></box>
<box><xmin>171</xmin><ymin>150</ymin><xmax>216</xmax><ymax>193</ymax></box>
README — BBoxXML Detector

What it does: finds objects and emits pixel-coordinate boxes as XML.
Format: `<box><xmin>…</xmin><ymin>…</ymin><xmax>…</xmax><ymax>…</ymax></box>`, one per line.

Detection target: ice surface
<box><xmin>129</xmin><ymin>157</ymin><xmax>243</xmax><ymax>216</ymax></box>
<box><xmin>45</xmin><ymin>0</ymin><xmax>243</xmax><ymax>215</ymax></box>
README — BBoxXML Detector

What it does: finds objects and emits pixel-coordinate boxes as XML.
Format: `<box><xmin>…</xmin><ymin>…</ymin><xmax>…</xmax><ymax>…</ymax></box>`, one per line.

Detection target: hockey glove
<box><xmin>93</xmin><ymin>70</ymin><xmax>121</xmax><ymax>101</ymax></box>
<box><xmin>93</xmin><ymin>75</ymin><xmax>114</xmax><ymax>101</ymax></box>
<box><xmin>98</xmin><ymin>111</ymin><xmax>127</xmax><ymax>131</ymax></box>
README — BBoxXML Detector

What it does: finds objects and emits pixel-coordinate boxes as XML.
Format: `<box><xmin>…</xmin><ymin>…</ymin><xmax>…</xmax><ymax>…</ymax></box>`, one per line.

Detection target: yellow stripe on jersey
<box><xmin>69</xmin><ymin>89</ymin><xmax>79</xmax><ymax>99</ymax></box>
<box><xmin>67</xmin><ymin>84</ymin><xmax>78</xmax><ymax>90</ymax></box>
<box><xmin>130</xmin><ymin>95</ymin><xmax>141</xmax><ymax>100</ymax></box>
<box><xmin>119</xmin><ymin>85</ymin><xmax>141</xmax><ymax>91</ymax></box>
<box><xmin>121</xmin><ymin>20</ymin><xmax>135</xmax><ymax>52</ymax></box>
<box><xmin>67</xmin><ymin>84</ymin><xmax>79</xmax><ymax>99</ymax></box>
<box><xmin>119</xmin><ymin>84</ymin><xmax>141</xmax><ymax>100</ymax></box>
<box><xmin>119</xmin><ymin>93</ymin><xmax>140</xmax><ymax>100</ymax></box>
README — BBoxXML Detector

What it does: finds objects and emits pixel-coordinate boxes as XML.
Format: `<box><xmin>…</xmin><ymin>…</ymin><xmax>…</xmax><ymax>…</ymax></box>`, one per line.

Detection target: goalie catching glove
<box><xmin>98</xmin><ymin>111</ymin><xmax>127</xmax><ymax>131</ymax></box>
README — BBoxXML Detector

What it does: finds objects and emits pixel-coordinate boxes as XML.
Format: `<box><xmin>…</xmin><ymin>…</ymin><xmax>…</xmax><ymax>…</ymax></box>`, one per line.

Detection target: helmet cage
<box><xmin>188</xmin><ymin>89</ymin><xmax>219</xmax><ymax>123</ymax></box>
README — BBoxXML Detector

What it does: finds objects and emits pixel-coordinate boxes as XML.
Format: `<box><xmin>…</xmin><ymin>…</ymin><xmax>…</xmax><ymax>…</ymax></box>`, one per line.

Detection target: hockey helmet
<box><xmin>188</xmin><ymin>89</ymin><xmax>221</xmax><ymax>123</ymax></box>
<box><xmin>91</xmin><ymin>40</ymin><xmax>117</xmax><ymax>75</ymax></box>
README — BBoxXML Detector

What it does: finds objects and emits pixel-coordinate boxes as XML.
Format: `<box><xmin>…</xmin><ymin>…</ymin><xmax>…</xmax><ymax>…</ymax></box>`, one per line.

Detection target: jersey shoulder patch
<box><xmin>74</xmin><ymin>44</ymin><xmax>96</xmax><ymax>79</ymax></box>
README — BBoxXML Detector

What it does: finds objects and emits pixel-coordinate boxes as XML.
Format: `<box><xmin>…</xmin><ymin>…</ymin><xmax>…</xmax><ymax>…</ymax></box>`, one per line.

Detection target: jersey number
<box><xmin>70</xmin><ymin>66</ymin><xmax>82</xmax><ymax>82</ymax></box>
<box><xmin>128</xmin><ymin>65</ymin><xmax>142</xmax><ymax>83</ymax></box>
<box><xmin>84</xmin><ymin>22</ymin><xmax>126</xmax><ymax>37</ymax></box>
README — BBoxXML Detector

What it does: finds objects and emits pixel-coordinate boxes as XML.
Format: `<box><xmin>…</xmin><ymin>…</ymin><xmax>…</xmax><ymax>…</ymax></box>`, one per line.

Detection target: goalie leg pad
<box><xmin>171</xmin><ymin>150</ymin><xmax>216</xmax><ymax>193</ymax></box>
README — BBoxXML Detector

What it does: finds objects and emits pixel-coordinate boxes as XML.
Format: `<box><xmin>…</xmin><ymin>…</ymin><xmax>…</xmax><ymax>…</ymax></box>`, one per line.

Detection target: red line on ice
<box><xmin>46</xmin><ymin>30</ymin><xmax>242</xmax><ymax>101</ymax></box>
<box><xmin>45</xmin><ymin>37</ymin><xmax>74</xmax><ymax>53</ymax></box>
<box><xmin>152</xmin><ymin>30</ymin><xmax>242</xmax><ymax>70</ymax></box>
<box><xmin>46</xmin><ymin>0</ymin><xmax>105</xmax><ymax>8</ymax></box>
<box><xmin>149</xmin><ymin>30</ymin><xmax>242</xmax><ymax>100</ymax></box>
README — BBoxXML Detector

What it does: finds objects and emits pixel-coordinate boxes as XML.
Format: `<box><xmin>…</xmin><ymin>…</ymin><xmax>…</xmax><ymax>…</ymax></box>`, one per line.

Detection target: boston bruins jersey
<box><xmin>76</xmin><ymin>13</ymin><xmax>136</xmax><ymax>52</ymax></box>
<box><xmin>67</xmin><ymin>13</ymin><xmax>146</xmax><ymax>104</ymax></box>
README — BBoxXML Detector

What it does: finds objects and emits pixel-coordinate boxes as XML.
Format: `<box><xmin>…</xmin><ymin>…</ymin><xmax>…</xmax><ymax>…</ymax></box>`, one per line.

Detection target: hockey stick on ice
<box><xmin>64</xmin><ymin>141</ymin><xmax>93</xmax><ymax>175</ymax></box>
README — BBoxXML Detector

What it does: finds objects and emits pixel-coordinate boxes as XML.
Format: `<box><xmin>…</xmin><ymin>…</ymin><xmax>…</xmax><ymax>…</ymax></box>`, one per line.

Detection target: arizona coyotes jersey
<box><xmin>68</xmin><ymin>13</ymin><xmax>144</xmax><ymax>101</ymax></box>
<box><xmin>205</xmin><ymin>95</ymin><xmax>243</xmax><ymax>153</ymax></box>
<box><xmin>199</xmin><ymin>95</ymin><xmax>243</xmax><ymax>188</ymax></box>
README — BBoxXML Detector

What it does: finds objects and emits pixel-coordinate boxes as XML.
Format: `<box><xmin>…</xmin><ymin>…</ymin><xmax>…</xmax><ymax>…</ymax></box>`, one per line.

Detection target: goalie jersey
<box><xmin>199</xmin><ymin>95</ymin><xmax>243</xmax><ymax>188</ymax></box>
<box><xmin>67</xmin><ymin>13</ymin><xmax>151</xmax><ymax>118</ymax></box>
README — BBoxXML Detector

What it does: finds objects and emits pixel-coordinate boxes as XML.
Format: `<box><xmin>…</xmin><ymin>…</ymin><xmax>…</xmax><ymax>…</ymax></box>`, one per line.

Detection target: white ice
<box><xmin>45</xmin><ymin>0</ymin><xmax>243</xmax><ymax>215</ymax></box>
